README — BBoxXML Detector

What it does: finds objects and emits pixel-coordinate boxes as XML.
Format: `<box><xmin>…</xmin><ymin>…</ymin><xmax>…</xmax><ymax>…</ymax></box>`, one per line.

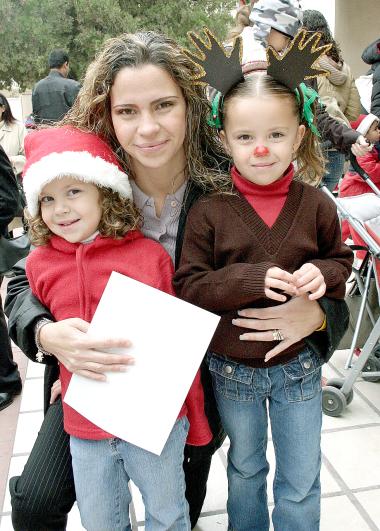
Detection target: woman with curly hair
<box><xmin>7</xmin><ymin>31</ymin><xmax>343</xmax><ymax>530</ymax></box>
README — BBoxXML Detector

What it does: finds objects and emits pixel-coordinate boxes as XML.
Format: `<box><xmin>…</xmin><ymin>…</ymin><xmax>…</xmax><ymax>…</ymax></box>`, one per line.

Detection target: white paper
<box><xmin>64</xmin><ymin>271</ymin><xmax>220</xmax><ymax>455</ymax></box>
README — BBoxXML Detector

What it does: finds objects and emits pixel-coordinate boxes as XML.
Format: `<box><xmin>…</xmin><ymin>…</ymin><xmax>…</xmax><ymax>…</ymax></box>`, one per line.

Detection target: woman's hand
<box><xmin>50</xmin><ymin>379</ymin><xmax>62</xmax><ymax>404</ymax></box>
<box><xmin>40</xmin><ymin>318</ymin><xmax>134</xmax><ymax>381</ymax></box>
<box><xmin>232</xmin><ymin>295</ymin><xmax>325</xmax><ymax>362</ymax></box>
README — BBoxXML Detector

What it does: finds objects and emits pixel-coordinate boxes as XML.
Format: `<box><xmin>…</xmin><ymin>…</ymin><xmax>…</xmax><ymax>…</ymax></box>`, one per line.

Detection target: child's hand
<box><xmin>264</xmin><ymin>267</ymin><xmax>297</xmax><ymax>302</ymax></box>
<box><xmin>293</xmin><ymin>263</ymin><xmax>326</xmax><ymax>300</ymax></box>
<box><xmin>50</xmin><ymin>379</ymin><xmax>62</xmax><ymax>404</ymax></box>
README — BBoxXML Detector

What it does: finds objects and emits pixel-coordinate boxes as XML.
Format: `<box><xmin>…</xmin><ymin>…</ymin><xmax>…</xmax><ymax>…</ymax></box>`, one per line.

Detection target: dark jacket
<box><xmin>0</xmin><ymin>145</ymin><xmax>20</xmax><ymax>235</ymax></box>
<box><xmin>32</xmin><ymin>70</ymin><xmax>81</xmax><ymax>124</ymax></box>
<box><xmin>309</xmin><ymin>78</ymin><xmax>359</xmax><ymax>152</ymax></box>
<box><xmin>361</xmin><ymin>38</ymin><xmax>380</xmax><ymax>119</ymax></box>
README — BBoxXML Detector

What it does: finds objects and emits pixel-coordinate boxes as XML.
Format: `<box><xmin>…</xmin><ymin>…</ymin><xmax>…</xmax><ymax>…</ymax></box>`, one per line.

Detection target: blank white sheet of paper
<box><xmin>64</xmin><ymin>271</ymin><xmax>220</xmax><ymax>455</ymax></box>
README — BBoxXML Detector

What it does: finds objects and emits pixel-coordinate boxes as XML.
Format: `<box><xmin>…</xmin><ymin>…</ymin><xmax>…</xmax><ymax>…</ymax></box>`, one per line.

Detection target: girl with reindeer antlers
<box><xmin>174</xmin><ymin>28</ymin><xmax>353</xmax><ymax>531</ymax></box>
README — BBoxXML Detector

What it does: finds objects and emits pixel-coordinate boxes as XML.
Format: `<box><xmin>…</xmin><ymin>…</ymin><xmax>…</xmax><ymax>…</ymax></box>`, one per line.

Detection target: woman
<box><xmin>0</xmin><ymin>93</ymin><xmax>27</xmax><ymax>175</ymax></box>
<box><xmin>302</xmin><ymin>10</ymin><xmax>361</xmax><ymax>192</ymax></box>
<box><xmin>6</xmin><ymin>31</ymin><xmax>347</xmax><ymax>531</ymax></box>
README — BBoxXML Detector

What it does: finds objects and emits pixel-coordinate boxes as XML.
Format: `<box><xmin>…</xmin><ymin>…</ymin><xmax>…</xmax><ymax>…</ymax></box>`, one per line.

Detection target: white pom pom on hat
<box><xmin>350</xmin><ymin>114</ymin><xmax>380</xmax><ymax>137</ymax></box>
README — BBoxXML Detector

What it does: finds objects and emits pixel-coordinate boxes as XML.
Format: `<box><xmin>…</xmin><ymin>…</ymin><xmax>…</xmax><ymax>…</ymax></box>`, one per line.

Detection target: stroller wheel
<box><xmin>362</xmin><ymin>355</ymin><xmax>380</xmax><ymax>382</ymax></box>
<box><xmin>322</xmin><ymin>386</ymin><xmax>347</xmax><ymax>417</ymax></box>
<box><xmin>372</xmin><ymin>344</ymin><xmax>380</xmax><ymax>360</ymax></box>
<box><xmin>326</xmin><ymin>378</ymin><xmax>354</xmax><ymax>405</ymax></box>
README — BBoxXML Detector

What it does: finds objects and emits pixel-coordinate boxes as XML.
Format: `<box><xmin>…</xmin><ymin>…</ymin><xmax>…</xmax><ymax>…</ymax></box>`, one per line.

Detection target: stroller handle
<box><xmin>349</xmin><ymin>152</ymin><xmax>369</xmax><ymax>181</ymax></box>
<box><xmin>349</xmin><ymin>152</ymin><xmax>380</xmax><ymax>196</ymax></box>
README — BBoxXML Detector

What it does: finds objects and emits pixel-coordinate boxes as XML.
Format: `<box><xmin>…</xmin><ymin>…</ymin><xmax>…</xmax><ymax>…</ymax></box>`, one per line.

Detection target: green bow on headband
<box><xmin>207</xmin><ymin>91</ymin><xmax>223</xmax><ymax>129</ymax></box>
<box><xmin>295</xmin><ymin>83</ymin><xmax>321</xmax><ymax>137</ymax></box>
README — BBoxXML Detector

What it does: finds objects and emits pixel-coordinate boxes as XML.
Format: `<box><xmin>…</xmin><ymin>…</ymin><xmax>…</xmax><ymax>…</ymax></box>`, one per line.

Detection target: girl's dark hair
<box><xmin>26</xmin><ymin>186</ymin><xmax>141</xmax><ymax>246</ymax></box>
<box><xmin>223</xmin><ymin>73</ymin><xmax>324</xmax><ymax>185</ymax></box>
<box><xmin>302</xmin><ymin>10</ymin><xmax>342</xmax><ymax>63</ymax></box>
<box><xmin>0</xmin><ymin>93</ymin><xmax>16</xmax><ymax>124</ymax></box>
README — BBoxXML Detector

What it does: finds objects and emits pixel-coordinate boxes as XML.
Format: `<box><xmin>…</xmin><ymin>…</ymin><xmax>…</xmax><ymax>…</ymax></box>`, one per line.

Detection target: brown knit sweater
<box><xmin>173</xmin><ymin>180</ymin><xmax>353</xmax><ymax>367</ymax></box>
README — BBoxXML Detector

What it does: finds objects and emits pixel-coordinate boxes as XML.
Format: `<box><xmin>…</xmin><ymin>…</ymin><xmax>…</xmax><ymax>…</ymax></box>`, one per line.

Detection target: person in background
<box><xmin>0</xmin><ymin>146</ymin><xmax>22</xmax><ymax>411</ymax></box>
<box><xmin>0</xmin><ymin>93</ymin><xmax>27</xmax><ymax>176</ymax></box>
<box><xmin>231</xmin><ymin>0</ymin><xmax>371</xmax><ymax>162</ymax></box>
<box><xmin>361</xmin><ymin>38</ymin><xmax>380</xmax><ymax>119</ymax></box>
<box><xmin>340</xmin><ymin>113</ymin><xmax>380</xmax><ymax>258</ymax></box>
<box><xmin>32</xmin><ymin>49</ymin><xmax>80</xmax><ymax>125</ymax></box>
<box><xmin>302</xmin><ymin>9</ymin><xmax>361</xmax><ymax>192</ymax></box>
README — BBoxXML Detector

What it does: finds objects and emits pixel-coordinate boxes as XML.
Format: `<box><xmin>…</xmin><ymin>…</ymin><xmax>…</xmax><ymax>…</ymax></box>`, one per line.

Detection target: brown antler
<box><xmin>267</xmin><ymin>29</ymin><xmax>332</xmax><ymax>90</ymax></box>
<box><xmin>183</xmin><ymin>27</ymin><xmax>244</xmax><ymax>95</ymax></box>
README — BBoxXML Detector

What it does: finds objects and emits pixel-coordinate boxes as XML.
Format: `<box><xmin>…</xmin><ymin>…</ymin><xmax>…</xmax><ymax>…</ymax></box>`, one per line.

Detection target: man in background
<box><xmin>0</xmin><ymin>146</ymin><xmax>22</xmax><ymax>411</ymax></box>
<box><xmin>32</xmin><ymin>49</ymin><xmax>80</xmax><ymax>124</ymax></box>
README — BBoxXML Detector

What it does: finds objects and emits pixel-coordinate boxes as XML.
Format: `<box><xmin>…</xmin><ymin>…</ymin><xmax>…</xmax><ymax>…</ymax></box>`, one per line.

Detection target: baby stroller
<box><xmin>321</xmin><ymin>155</ymin><xmax>380</xmax><ymax>416</ymax></box>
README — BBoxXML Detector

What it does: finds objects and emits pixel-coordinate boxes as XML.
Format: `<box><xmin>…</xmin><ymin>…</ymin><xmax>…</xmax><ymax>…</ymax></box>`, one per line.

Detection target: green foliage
<box><xmin>0</xmin><ymin>0</ymin><xmax>235</xmax><ymax>90</ymax></box>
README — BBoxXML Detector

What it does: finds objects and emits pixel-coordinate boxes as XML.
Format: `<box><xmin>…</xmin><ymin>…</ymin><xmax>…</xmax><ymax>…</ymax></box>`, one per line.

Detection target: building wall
<box><xmin>335</xmin><ymin>0</ymin><xmax>379</xmax><ymax>78</ymax></box>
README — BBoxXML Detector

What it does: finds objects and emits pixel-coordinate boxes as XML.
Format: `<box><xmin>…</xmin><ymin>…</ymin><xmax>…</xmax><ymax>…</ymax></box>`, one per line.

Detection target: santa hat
<box><xmin>23</xmin><ymin>126</ymin><xmax>132</xmax><ymax>216</ymax></box>
<box><xmin>350</xmin><ymin>114</ymin><xmax>379</xmax><ymax>136</ymax></box>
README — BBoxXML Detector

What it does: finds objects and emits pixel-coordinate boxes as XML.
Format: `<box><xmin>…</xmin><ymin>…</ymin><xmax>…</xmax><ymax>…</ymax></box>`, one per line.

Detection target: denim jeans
<box><xmin>70</xmin><ymin>417</ymin><xmax>191</xmax><ymax>531</ymax></box>
<box><xmin>322</xmin><ymin>149</ymin><xmax>346</xmax><ymax>192</ymax></box>
<box><xmin>208</xmin><ymin>348</ymin><xmax>323</xmax><ymax>531</ymax></box>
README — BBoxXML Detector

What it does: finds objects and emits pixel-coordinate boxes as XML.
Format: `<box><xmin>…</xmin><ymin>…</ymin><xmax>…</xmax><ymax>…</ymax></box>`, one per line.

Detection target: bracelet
<box><xmin>315</xmin><ymin>315</ymin><xmax>327</xmax><ymax>332</ymax></box>
<box><xmin>34</xmin><ymin>318</ymin><xmax>53</xmax><ymax>362</ymax></box>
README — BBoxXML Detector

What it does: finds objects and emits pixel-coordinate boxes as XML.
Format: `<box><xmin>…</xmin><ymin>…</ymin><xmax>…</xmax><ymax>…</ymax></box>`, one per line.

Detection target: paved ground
<box><xmin>1</xmin><ymin>276</ymin><xmax>380</xmax><ymax>530</ymax></box>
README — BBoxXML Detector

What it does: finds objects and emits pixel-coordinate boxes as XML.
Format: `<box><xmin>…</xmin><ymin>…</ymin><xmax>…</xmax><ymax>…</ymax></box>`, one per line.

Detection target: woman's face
<box><xmin>0</xmin><ymin>102</ymin><xmax>4</xmax><ymax>120</ymax></box>
<box><xmin>110</xmin><ymin>64</ymin><xmax>187</xmax><ymax>176</ymax></box>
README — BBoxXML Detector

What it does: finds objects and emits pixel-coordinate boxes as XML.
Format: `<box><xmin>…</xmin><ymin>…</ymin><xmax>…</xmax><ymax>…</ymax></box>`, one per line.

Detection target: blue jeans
<box><xmin>208</xmin><ymin>348</ymin><xmax>323</xmax><ymax>531</ymax></box>
<box><xmin>70</xmin><ymin>417</ymin><xmax>191</xmax><ymax>531</ymax></box>
<box><xmin>322</xmin><ymin>149</ymin><xmax>345</xmax><ymax>192</ymax></box>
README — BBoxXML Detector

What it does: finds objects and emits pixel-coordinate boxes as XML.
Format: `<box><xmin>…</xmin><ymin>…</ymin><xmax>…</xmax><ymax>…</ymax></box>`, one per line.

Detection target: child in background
<box><xmin>23</xmin><ymin>125</ymin><xmax>210</xmax><ymax>531</ymax></box>
<box><xmin>174</xmin><ymin>29</ymin><xmax>353</xmax><ymax>531</ymax></box>
<box><xmin>340</xmin><ymin>113</ymin><xmax>380</xmax><ymax>258</ymax></box>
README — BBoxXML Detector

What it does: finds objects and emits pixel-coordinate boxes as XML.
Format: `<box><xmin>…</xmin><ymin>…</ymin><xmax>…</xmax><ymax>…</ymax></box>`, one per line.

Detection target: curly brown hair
<box><xmin>26</xmin><ymin>186</ymin><xmax>141</xmax><ymax>246</ymax></box>
<box><xmin>223</xmin><ymin>73</ymin><xmax>325</xmax><ymax>185</ymax></box>
<box><xmin>62</xmin><ymin>31</ymin><xmax>231</xmax><ymax>193</ymax></box>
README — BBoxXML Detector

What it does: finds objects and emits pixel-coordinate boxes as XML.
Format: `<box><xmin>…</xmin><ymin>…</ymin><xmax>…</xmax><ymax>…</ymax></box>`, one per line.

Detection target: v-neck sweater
<box><xmin>173</xmin><ymin>180</ymin><xmax>353</xmax><ymax>367</ymax></box>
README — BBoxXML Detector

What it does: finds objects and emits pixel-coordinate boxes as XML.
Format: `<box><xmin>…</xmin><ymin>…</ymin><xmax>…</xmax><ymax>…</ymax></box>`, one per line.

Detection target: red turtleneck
<box><xmin>231</xmin><ymin>164</ymin><xmax>294</xmax><ymax>228</ymax></box>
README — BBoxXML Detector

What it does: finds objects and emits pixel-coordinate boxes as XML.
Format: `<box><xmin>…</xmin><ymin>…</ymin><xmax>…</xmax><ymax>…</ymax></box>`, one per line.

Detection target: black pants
<box><xmin>0</xmin><ymin>277</ymin><xmax>21</xmax><ymax>393</ymax></box>
<box><xmin>10</xmin><ymin>378</ymin><xmax>214</xmax><ymax>530</ymax></box>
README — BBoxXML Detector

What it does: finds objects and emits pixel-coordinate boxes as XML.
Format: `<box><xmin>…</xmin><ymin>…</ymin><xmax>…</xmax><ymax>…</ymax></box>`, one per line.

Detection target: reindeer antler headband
<box><xmin>183</xmin><ymin>28</ymin><xmax>331</xmax><ymax>133</ymax></box>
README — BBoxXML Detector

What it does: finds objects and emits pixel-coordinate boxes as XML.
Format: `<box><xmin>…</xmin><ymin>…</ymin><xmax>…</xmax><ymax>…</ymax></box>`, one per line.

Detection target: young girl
<box><xmin>23</xmin><ymin>125</ymin><xmax>209</xmax><ymax>530</ymax></box>
<box><xmin>174</xmin><ymin>32</ymin><xmax>353</xmax><ymax>530</ymax></box>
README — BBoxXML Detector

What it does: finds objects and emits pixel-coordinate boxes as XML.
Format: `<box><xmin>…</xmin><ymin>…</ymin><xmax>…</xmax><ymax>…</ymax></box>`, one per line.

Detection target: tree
<box><xmin>0</xmin><ymin>0</ymin><xmax>235</xmax><ymax>90</ymax></box>
<box><xmin>120</xmin><ymin>1</ymin><xmax>236</xmax><ymax>47</ymax></box>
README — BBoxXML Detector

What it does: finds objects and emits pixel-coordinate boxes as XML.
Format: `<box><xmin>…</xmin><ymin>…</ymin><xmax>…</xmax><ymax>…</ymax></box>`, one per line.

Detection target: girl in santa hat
<box><xmin>23</xmin><ymin>125</ymin><xmax>211</xmax><ymax>530</ymax></box>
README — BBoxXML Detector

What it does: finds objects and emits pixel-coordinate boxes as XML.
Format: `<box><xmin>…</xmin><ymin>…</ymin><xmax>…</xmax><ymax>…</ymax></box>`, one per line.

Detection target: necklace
<box><xmin>169</xmin><ymin>167</ymin><xmax>186</xmax><ymax>195</ymax></box>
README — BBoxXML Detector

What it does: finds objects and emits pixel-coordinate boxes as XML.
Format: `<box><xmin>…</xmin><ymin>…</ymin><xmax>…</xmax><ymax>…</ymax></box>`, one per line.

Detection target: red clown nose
<box><xmin>253</xmin><ymin>145</ymin><xmax>269</xmax><ymax>157</ymax></box>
